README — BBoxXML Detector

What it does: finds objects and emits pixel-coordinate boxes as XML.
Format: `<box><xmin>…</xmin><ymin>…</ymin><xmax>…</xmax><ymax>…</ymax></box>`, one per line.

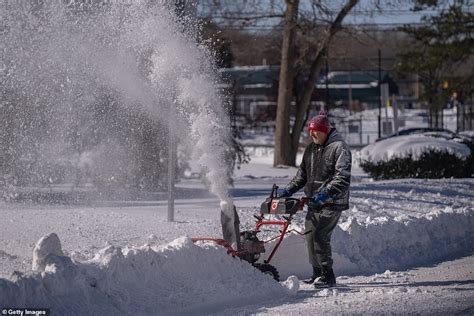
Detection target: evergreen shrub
<box><xmin>360</xmin><ymin>145</ymin><xmax>474</xmax><ymax>180</ymax></box>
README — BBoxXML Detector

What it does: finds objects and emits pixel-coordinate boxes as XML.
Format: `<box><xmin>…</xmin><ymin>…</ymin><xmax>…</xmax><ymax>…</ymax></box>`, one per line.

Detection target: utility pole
<box><xmin>378</xmin><ymin>49</ymin><xmax>382</xmax><ymax>138</ymax></box>
<box><xmin>325</xmin><ymin>48</ymin><xmax>330</xmax><ymax>112</ymax></box>
<box><xmin>348</xmin><ymin>62</ymin><xmax>352</xmax><ymax>111</ymax></box>
<box><xmin>166</xmin><ymin>0</ymin><xmax>189</xmax><ymax>222</ymax></box>
<box><xmin>167</xmin><ymin>106</ymin><xmax>175</xmax><ymax>222</ymax></box>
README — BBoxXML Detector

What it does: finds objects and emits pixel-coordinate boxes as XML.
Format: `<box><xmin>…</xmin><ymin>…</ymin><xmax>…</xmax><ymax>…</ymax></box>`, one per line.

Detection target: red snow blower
<box><xmin>192</xmin><ymin>184</ymin><xmax>310</xmax><ymax>281</ymax></box>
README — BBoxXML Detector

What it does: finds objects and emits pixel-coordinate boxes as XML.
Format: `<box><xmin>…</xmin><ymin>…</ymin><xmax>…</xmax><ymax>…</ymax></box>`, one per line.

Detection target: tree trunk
<box><xmin>274</xmin><ymin>0</ymin><xmax>359</xmax><ymax>167</ymax></box>
<box><xmin>274</xmin><ymin>0</ymin><xmax>299</xmax><ymax>167</ymax></box>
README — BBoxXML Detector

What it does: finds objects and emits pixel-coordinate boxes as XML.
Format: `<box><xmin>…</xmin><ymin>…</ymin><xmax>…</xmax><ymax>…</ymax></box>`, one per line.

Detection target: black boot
<box><xmin>303</xmin><ymin>266</ymin><xmax>322</xmax><ymax>284</ymax></box>
<box><xmin>314</xmin><ymin>267</ymin><xmax>336</xmax><ymax>287</ymax></box>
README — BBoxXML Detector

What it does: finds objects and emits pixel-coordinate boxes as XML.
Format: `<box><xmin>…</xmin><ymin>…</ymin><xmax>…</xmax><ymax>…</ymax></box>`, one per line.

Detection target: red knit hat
<box><xmin>308</xmin><ymin>111</ymin><xmax>331</xmax><ymax>134</ymax></box>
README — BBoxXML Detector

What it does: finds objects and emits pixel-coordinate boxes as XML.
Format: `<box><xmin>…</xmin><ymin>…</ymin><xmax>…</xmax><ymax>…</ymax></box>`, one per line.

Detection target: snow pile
<box><xmin>263</xmin><ymin>206</ymin><xmax>473</xmax><ymax>278</ymax></box>
<box><xmin>459</xmin><ymin>130</ymin><xmax>474</xmax><ymax>137</ymax></box>
<box><xmin>359</xmin><ymin>134</ymin><xmax>471</xmax><ymax>163</ymax></box>
<box><xmin>0</xmin><ymin>235</ymin><xmax>290</xmax><ymax>315</ymax></box>
<box><xmin>281</xmin><ymin>275</ymin><xmax>299</xmax><ymax>296</ymax></box>
<box><xmin>459</xmin><ymin>130</ymin><xmax>474</xmax><ymax>142</ymax></box>
<box><xmin>31</xmin><ymin>233</ymin><xmax>64</xmax><ymax>272</ymax></box>
<box><xmin>334</xmin><ymin>207</ymin><xmax>473</xmax><ymax>273</ymax></box>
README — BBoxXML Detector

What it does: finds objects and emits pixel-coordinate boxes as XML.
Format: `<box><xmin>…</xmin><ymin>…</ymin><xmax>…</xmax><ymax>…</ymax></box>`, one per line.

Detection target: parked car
<box><xmin>375</xmin><ymin>127</ymin><xmax>467</xmax><ymax>143</ymax></box>
<box><xmin>458</xmin><ymin>130</ymin><xmax>474</xmax><ymax>142</ymax></box>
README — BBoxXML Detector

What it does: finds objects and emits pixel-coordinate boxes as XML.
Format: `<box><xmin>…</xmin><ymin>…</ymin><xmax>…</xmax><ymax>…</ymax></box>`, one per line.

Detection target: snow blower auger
<box><xmin>192</xmin><ymin>184</ymin><xmax>310</xmax><ymax>282</ymax></box>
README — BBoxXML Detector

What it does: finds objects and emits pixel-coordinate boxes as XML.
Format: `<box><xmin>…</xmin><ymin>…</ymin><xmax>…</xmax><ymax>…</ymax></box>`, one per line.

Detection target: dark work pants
<box><xmin>305</xmin><ymin>207</ymin><xmax>341</xmax><ymax>269</ymax></box>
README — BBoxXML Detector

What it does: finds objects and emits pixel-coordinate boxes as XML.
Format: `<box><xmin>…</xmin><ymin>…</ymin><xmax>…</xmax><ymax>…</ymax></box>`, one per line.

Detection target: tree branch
<box><xmin>209</xmin><ymin>14</ymin><xmax>285</xmax><ymax>20</ymax></box>
<box><xmin>291</xmin><ymin>0</ymin><xmax>359</xmax><ymax>148</ymax></box>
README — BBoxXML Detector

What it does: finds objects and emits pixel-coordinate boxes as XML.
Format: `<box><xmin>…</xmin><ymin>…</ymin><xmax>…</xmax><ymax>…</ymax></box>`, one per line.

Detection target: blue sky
<box><xmin>197</xmin><ymin>0</ymin><xmax>448</xmax><ymax>30</ymax></box>
<box><xmin>323</xmin><ymin>0</ymin><xmax>443</xmax><ymax>27</ymax></box>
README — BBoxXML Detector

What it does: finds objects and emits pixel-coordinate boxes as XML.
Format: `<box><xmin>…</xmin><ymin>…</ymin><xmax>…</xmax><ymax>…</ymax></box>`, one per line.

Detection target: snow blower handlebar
<box><xmin>254</xmin><ymin>185</ymin><xmax>313</xmax><ymax>264</ymax></box>
<box><xmin>260</xmin><ymin>185</ymin><xmax>311</xmax><ymax>215</ymax></box>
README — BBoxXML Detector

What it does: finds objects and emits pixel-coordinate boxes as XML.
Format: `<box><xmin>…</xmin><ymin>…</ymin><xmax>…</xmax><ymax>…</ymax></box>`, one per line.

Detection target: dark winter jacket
<box><xmin>285</xmin><ymin>128</ymin><xmax>352</xmax><ymax>210</ymax></box>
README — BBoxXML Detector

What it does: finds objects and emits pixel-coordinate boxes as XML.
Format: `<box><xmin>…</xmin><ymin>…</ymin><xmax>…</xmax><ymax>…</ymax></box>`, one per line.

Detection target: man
<box><xmin>279</xmin><ymin>112</ymin><xmax>351</xmax><ymax>287</ymax></box>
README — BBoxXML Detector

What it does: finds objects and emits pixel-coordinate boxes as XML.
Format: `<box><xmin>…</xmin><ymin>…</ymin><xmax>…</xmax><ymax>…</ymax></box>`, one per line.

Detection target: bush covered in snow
<box><xmin>360</xmin><ymin>149</ymin><xmax>473</xmax><ymax>179</ymax></box>
<box><xmin>359</xmin><ymin>135</ymin><xmax>473</xmax><ymax>180</ymax></box>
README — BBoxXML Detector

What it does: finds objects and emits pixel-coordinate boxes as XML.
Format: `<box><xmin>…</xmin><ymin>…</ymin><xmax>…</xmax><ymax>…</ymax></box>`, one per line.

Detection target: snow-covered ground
<box><xmin>218</xmin><ymin>255</ymin><xmax>474</xmax><ymax>315</ymax></box>
<box><xmin>0</xmin><ymin>152</ymin><xmax>473</xmax><ymax>315</ymax></box>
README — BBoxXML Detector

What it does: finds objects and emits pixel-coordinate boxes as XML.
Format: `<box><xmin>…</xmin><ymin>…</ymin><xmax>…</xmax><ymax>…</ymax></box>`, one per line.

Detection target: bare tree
<box><xmin>274</xmin><ymin>0</ymin><xmax>359</xmax><ymax>166</ymax></box>
<box><xmin>200</xmin><ymin>1</ymin><xmax>361</xmax><ymax>164</ymax></box>
<box><xmin>199</xmin><ymin>0</ymin><xmax>396</xmax><ymax>166</ymax></box>
<box><xmin>274</xmin><ymin>0</ymin><xmax>300</xmax><ymax>166</ymax></box>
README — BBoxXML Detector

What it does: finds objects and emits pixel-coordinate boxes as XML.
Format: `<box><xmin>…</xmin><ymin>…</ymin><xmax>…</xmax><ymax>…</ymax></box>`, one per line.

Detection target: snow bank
<box><xmin>459</xmin><ymin>130</ymin><xmax>474</xmax><ymax>142</ymax></box>
<box><xmin>0</xmin><ymin>236</ymin><xmax>291</xmax><ymax>315</ymax></box>
<box><xmin>265</xmin><ymin>206</ymin><xmax>473</xmax><ymax>278</ymax></box>
<box><xmin>359</xmin><ymin>135</ymin><xmax>471</xmax><ymax>164</ymax></box>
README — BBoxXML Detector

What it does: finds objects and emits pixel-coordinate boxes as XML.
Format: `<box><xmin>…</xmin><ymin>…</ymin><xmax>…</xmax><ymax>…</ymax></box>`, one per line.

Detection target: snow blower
<box><xmin>192</xmin><ymin>184</ymin><xmax>310</xmax><ymax>281</ymax></box>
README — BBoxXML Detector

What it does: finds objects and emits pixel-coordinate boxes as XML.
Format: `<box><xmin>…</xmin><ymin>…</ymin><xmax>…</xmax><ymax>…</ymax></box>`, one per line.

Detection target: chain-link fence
<box><xmin>457</xmin><ymin>103</ymin><xmax>474</xmax><ymax>132</ymax></box>
<box><xmin>232</xmin><ymin>102</ymin><xmax>474</xmax><ymax>149</ymax></box>
<box><xmin>334</xmin><ymin>105</ymin><xmax>474</xmax><ymax>147</ymax></box>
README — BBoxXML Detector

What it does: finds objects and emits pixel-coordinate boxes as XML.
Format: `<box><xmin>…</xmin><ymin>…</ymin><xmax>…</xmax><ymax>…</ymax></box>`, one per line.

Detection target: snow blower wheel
<box><xmin>254</xmin><ymin>263</ymin><xmax>280</xmax><ymax>281</ymax></box>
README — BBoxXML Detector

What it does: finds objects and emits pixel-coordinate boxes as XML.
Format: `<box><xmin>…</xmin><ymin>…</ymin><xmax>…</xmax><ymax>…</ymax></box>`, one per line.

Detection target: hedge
<box><xmin>360</xmin><ymin>144</ymin><xmax>474</xmax><ymax>180</ymax></box>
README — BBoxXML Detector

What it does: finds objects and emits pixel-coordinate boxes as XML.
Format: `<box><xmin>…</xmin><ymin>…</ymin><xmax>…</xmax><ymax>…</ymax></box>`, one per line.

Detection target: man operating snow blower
<box><xmin>278</xmin><ymin>111</ymin><xmax>351</xmax><ymax>287</ymax></box>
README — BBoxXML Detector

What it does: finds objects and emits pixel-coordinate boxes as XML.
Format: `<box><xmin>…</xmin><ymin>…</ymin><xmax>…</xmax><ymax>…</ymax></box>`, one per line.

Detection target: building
<box><xmin>219</xmin><ymin>66</ymin><xmax>404</xmax><ymax>123</ymax></box>
<box><xmin>218</xmin><ymin>66</ymin><xmax>279</xmax><ymax>122</ymax></box>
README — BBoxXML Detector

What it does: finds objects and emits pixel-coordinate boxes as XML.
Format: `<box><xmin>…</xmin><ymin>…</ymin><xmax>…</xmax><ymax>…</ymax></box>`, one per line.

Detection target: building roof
<box><xmin>218</xmin><ymin>66</ymin><xmax>399</xmax><ymax>103</ymax></box>
<box><xmin>218</xmin><ymin>66</ymin><xmax>279</xmax><ymax>88</ymax></box>
<box><xmin>317</xmin><ymin>71</ymin><xmax>399</xmax><ymax>103</ymax></box>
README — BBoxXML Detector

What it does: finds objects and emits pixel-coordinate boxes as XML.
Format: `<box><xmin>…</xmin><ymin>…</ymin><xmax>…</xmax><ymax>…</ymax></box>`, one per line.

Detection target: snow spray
<box><xmin>2</xmin><ymin>1</ymin><xmax>239</xmax><ymax>241</ymax></box>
